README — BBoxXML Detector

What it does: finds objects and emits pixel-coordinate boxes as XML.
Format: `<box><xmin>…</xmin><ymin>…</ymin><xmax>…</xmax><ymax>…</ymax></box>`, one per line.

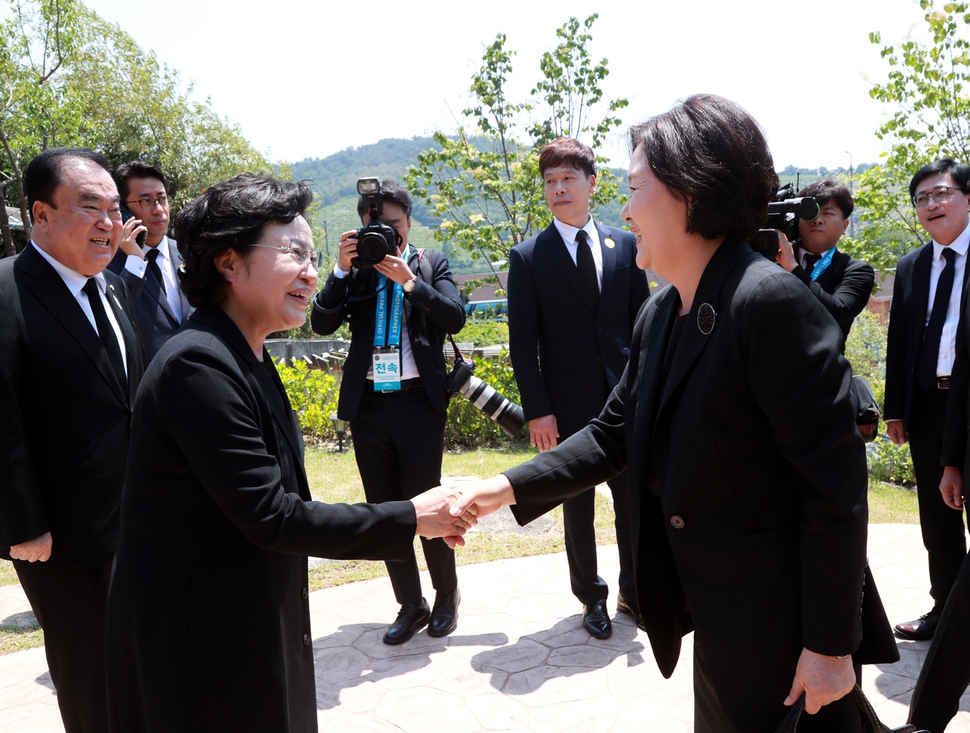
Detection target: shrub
<box><xmin>867</xmin><ymin>436</ymin><xmax>916</xmax><ymax>487</ymax></box>
<box><xmin>275</xmin><ymin>359</ymin><xmax>341</xmax><ymax>444</ymax></box>
<box><xmin>457</xmin><ymin>320</ymin><xmax>509</xmax><ymax>347</ymax></box>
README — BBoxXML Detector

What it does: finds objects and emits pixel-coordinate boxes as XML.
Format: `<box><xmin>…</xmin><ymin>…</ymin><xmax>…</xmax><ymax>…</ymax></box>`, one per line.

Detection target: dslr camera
<box><xmin>750</xmin><ymin>183</ymin><xmax>820</xmax><ymax>261</ymax></box>
<box><xmin>445</xmin><ymin>359</ymin><xmax>525</xmax><ymax>438</ymax></box>
<box><xmin>352</xmin><ymin>177</ymin><xmax>400</xmax><ymax>268</ymax></box>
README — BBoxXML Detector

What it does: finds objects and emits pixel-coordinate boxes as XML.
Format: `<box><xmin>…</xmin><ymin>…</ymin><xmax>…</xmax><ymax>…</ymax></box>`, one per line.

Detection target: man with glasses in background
<box><xmin>108</xmin><ymin>161</ymin><xmax>192</xmax><ymax>363</ymax></box>
<box><xmin>885</xmin><ymin>158</ymin><xmax>970</xmax><ymax>641</ymax></box>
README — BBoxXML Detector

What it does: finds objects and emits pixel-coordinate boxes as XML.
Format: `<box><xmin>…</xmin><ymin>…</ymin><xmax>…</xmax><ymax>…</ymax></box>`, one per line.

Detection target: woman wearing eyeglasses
<box><xmin>104</xmin><ymin>173</ymin><xmax>473</xmax><ymax>732</ymax></box>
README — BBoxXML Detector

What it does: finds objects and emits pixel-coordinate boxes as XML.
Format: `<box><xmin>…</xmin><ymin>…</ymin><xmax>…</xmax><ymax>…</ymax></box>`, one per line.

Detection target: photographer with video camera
<box><xmin>311</xmin><ymin>178</ymin><xmax>466</xmax><ymax>645</ymax></box>
<box><xmin>773</xmin><ymin>179</ymin><xmax>874</xmax><ymax>351</ymax></box>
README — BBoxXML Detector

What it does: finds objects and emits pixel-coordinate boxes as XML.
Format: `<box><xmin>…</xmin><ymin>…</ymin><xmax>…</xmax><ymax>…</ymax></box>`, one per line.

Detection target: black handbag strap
<box><xmin>776</xmin><ymin>685</ymin><xmax>923</xmax><ymax>733</ymax></box>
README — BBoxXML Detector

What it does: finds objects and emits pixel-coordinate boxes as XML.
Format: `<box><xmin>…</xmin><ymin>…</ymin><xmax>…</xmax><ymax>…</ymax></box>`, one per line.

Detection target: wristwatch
<box><xmin>402</xmin><ymin>277</ymin><xmax>417</xmax><ymax>295</ymax></box>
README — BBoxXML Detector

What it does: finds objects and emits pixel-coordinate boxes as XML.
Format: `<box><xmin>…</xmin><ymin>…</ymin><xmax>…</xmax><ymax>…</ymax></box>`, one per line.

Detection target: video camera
<box><xmin>750</xmin><ymin>183</ymin><xmax>820</xmax><ymax>261</ymax></box>
<box><xmin>352</xmin><ymin>177</ymin><xmax>400</xmax><ymax>268</ymax></box>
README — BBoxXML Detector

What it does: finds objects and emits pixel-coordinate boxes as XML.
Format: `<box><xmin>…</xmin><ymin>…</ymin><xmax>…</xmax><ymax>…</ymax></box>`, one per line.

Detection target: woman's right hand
<box><xmin>411</xmin><ymin>486</ymin><xmax>476</xmax><ymax>545</ymax></box>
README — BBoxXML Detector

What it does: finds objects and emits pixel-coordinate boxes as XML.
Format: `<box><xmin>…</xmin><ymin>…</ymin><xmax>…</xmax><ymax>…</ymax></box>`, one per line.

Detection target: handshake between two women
<box><xmin>411</xmin><ymin>475</ymin><xmax>515</xmax><ymax>548</ymax></box>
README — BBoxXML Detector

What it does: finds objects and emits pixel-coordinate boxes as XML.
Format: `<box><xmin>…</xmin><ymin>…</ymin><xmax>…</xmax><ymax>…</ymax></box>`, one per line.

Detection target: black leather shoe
<box><xmin>616</xmin><ymin>594</ymin><xmax>637</xmax><ymax>618</ymax></box>
<box><xmin>427</xmin><ymin>588</ymin><xmax>461</xmax><ymax>638</ymax></box>
<box><xmin>383</xmin><ymin>599</ymin><xmax>430</xmax><ymax>645</ymax></box>
<box><xmin>895</xmin><ymin>608</ymin><xmax>942</xmax><ymax>641</ymax></box>
<box><xmin>582</xmin><ymin>601</ymin><xmax>612</xmax><ymax>639</ymax></box>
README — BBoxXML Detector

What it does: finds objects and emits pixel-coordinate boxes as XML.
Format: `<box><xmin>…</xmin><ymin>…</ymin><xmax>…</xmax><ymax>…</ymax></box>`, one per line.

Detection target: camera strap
<box><xmin>372</xmin><ymin>273</ymin><xmax>404</xmax><ymax>391</ymax></box>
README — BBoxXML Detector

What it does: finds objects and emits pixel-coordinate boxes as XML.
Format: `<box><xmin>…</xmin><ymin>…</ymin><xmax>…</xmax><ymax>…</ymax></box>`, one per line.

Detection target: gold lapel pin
<box><xmin>604</xmin><ymin>237</ymin><xmax>615</xmax><ymax>249</ymax></box>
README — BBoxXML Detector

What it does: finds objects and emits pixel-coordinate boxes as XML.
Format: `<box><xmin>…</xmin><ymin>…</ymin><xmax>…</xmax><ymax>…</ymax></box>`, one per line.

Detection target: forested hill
<box><xmin>290</xmin><ymin>137</ymin><xmax>854</xmax><ymax>275</ymax></box>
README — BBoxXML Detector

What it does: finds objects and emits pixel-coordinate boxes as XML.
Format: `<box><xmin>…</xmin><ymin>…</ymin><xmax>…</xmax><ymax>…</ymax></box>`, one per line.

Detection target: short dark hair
<box><xmin>628</xmin><ymin>94</ymin><xmax>779</xmax><ymax>241</ymax></box>
<box><xmin>24</xmin><ymin>147</ymin><xmax>112</xmax><ymax>218</ymax></box>
<box><xmin>173</xmin><ymin>174</ymin><xmax>313</xmax><ymax>308</ymax></box>
<box><xmin>909</xmin><ymin>158</ymin><xmax>970</xmax><ymax>200</ymax></box>
<box><xmin>112</xmin><ymin>161</ymin><xmax>169</xmax><ymax>203</ymax></box>
<box><xmin>538</xmin><ymin>137</ymin><xmax>597</xmax><ymax>179</ymax></box>
<box><xmin>357</xmin><ymin>179</ymin><xmax>412</xmax><ymax>220</ymax></box>
<box><xmin>798</xmin><ymin>179</ymin><xmax>854</xmax><ymax>219</ymax></box>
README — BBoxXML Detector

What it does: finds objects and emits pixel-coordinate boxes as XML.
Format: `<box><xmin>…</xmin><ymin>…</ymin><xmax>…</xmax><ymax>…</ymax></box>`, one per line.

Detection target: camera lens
<box><xmin>458</xmin><ymin>375</ymin><xmax>525</xmax><ymax>437</ymax></box>
<box><xmin>357</xmin><ymin>231</ymin><xmax>389</xmax><ymax>266</ymax></box>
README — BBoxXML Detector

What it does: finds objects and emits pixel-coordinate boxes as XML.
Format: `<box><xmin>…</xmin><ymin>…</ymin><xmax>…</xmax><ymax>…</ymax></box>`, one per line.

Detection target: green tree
<box><xmin>0</xmin><ymin>0</ymin><xmax>273</xmax><ymax>256</ymax></box>
<box><xmin>857</xmin><ymin>0</ymin><xmax>970</xmax><ymax>271</ymax></box>
<box><xmin>407</xmin><ymin>14</ymin><xmax>628</xmax><ymax>283</ymax></box>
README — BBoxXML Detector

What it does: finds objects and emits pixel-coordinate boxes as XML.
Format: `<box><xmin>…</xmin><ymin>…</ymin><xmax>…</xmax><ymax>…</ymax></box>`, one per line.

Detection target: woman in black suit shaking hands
<box><xmin>105</xmin><ymin>174</ymin><xmax>471</xmax><ymax>732</ymax></box>
<box><xmin>449</xmin><ymin>95</ymin><xmax>889</xmax><ymax>731</ymax></box>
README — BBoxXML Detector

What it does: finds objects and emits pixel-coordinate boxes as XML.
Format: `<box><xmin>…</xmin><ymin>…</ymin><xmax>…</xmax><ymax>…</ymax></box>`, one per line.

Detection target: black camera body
<box><xmin>750</xmin><ymin>183</ymin><xmax>820</xmax><ymax>261</ymax></box>
<box><xmin>352</xmin><ymin>177</ymin><xmax>399</xmax><ymax>268</ymax></box>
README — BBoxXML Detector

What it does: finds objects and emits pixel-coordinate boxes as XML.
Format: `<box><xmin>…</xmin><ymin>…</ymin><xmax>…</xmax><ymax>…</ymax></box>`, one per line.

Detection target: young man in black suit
<box><xmin>507</xmin><ymin>137</ymin><xmax>649</xmax><ymax>639</ymax></box>
<box><xmin>311</xmin><ymin>180</ymin><xmax>466</xmax><ymax>645</ymax></box>
<box><xmin>0</xmin><ymin>148</ymin><xmax>144</xmax><ymax>732</ymax></box>
<box><xmin>775</xmin><ymin>179</ymin><xmax>874</xmax><ymax>351</ymax></box>
<box><xmin>885</xmin><ymin>158</ymin><xmax>970</xmax><ymax>640</ymax></box>
<box><xmin>107</xmin><ymin>161</ymin><xmax>192</xmax><ymax>363</ymax></box>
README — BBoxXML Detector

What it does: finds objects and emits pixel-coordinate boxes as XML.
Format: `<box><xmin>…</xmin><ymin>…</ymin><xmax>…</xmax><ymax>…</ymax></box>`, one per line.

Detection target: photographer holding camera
<box><xmin>311</xmin><ymin>179</ymin><xmax>466</xmax><ymax>645</ymax></box>
<box><xmin>773</xmin><ymin>179</ymin><xmax>874</xmax><ymax>350</ymax></box>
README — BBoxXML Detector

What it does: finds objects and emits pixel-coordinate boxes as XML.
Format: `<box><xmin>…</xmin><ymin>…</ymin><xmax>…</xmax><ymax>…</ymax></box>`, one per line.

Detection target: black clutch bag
<box><xmin>775</xmin><ymin>685</ymin><xmax>926</xmax><ymax>733</ymax></box>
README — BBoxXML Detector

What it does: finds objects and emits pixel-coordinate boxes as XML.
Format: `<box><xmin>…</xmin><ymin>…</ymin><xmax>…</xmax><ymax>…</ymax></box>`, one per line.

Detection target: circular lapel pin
<box><xmin>604</xmin><ymin>237</ymin><xmax>615</xmax><ymax>249</ymax></box>
<box><xmin>697</xmin><ymin>303</ymin><xmax>716</xmax><ymax>335</ymax></box>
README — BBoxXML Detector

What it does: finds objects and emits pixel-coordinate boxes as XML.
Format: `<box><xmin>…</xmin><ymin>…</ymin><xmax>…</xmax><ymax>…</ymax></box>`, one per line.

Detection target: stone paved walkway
<box><xmin>0</xmin><ymin>522</ymin><xmax>968</xmax><ymax>731</ymax></box>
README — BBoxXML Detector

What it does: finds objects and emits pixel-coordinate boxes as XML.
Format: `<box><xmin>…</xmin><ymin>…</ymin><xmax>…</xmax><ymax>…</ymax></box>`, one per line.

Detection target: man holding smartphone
<box><xmin>107</xmin><ymin>161</ymin><xmax>192</xmax><ymax>363</ymax></box>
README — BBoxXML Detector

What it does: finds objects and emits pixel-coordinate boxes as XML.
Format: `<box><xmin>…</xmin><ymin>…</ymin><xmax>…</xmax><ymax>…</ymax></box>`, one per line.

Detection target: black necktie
<box><xmin>146</xmin><ymin>246</ymin><xmax>166</xmax><ymax>293</ymax></box>
<box><xmin>917</xmin><ymin>246</ymin><xmax>956</xmax><ymax>391</ymax></box>
<box><xmin>575</xmin><ymin>229</ymin><xmax>599</xmax><ymax>310</ymax></box>
<box><xmin>82</xmin><ymin>278</ymin><xmax>128</xmax><ymax>392</ymax></box>
<box><xmin>803</xmin><ymin>253</ymin><xmax>820</xmax><ymax>270</ymax></box>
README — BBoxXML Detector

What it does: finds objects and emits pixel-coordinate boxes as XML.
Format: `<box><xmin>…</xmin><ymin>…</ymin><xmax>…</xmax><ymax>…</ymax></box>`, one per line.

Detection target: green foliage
<box><xmin>274</xmin><ymin>359</ymin><xmax>341</xmax><ymax>445</ymax></box>
<box><xmin>407</xmin><ymin>14</ymin><xmax>628</xmax><ymax>272</ymax></box>
<box><xmin>858</xmin><ymin>0</ymin><xmax>970</xmax><ymax>265</ymax></box>
<box><xmin>0</xmin><ymin>0</ymin><xmax>272</xmax><ymax>255</ymax></box>
<box><xmin>867</xmin><ymin>437</ymin><xmax>917</xmax><ymax>487</ymax></box>
<box><xmin>458</xmin><ymin>320</ymin><xmax>509</xmax><ymax>347</ymax></box>
<box><xmin>844</xmin><ymin>310</ymin><xmax>915</xmax><ymax>485</ymax></box>
<box><xmin>445</xmin><ymin>349</ymin><xmax>527</xmax><ymax>448</ymax></box>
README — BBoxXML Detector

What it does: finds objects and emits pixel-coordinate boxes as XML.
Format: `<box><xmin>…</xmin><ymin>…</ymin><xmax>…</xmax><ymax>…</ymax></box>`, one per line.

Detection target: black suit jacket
<box><xmin>0</xmin><ymin>245</ymin><xmax>143</xmax><ymax>565</ymax></box>
<box><xmin>107</xmin><ymin>238</ymin><xmax>192</xmax><ymax>364</ymax></box>
<box><xmin>791</xmin><ymin>246</ymin><xmax>874</xmax><ymax>348</ymax></box>
<box><xmin>310</xmin><ymin>248</ymin><xmax>466</xmax><ymax>421</ymax></box>
<box><xmin>508</xmin><ymin>221</ymin><xmax>649</xmax><ymax>436</ymax></box>
<box><xmin>106</xmin><ymin>306</ymin><xmax>418</xmax><ymax>732</ymax></box>
<box><xmin>503</xmin><ymin>240</ymin><xmax>876</xmax><ymax>730</ymax></box>
<box><xmin>885</xmin><ymin>242</ymin><xmax>969</xmax><ymax>424</ymax></box>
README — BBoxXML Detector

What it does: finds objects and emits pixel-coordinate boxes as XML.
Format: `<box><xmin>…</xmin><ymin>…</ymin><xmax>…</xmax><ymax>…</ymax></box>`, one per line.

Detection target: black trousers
<box><xmin>562</xmin><ymin>470</ymin><xmax>637</xmax><ymax>607</ymax></box>
<box><xmin>350</xmin><ymin>384</ymin><xmax>456</xmax><ymax>606</ymax></box>
<box><xmin>909</xmin><ymin>385</ymin><xmax>970</xmax><ymax>606</ymax></box>
<box><xmin>909</xmin><ymin>549</ymin><xmax>970</xmax><ymax>731</ymax></box>
<box><xmin>693</xmin><ymin>639</ymin><xmax>862</xmax><ymax>732</ymax></box>
<box><xmin>14</xmin><ymin>561</ymin><xmax>111</xmax><ymax>733</ymax></box>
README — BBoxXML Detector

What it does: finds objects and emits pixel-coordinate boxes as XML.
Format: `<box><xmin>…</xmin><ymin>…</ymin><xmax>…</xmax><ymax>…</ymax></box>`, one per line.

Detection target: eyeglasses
<box><xmin>913</xmin><ymin>185</ymin><xmax>961</xmax><ymax>208</ymax></box>
<box><xmin>247</xmin><ymin>243</ymin><xmax>320</xmax><ymax>268</ymax></box>
<box><xmin>126</xmin><ymin>195</ymin><xmax>169</xmax><ymax>211</ymax></box>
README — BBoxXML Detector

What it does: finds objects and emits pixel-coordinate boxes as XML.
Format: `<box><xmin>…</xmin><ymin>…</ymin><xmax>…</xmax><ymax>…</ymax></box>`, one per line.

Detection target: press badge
<box><xmin>372</xmin><ymin>347</ymin><xmax>402</xmax><ymax>391</ymax></box>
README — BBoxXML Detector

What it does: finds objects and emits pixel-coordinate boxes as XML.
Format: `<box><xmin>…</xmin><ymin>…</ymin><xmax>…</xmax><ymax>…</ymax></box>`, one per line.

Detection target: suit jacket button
<box><xmin>302</xmin><ymin>633</ymin><xmax>310</xmax><ymax>646</ymax></box>
<box><xmin>302</xmin><ymin>587</ymin><xmax>309</xmax><ymax>599</ymax></box>
<box><xmin>670</xmin><ymin>515</ymin><xmax>685</xmax><ymax>529</ymax></box>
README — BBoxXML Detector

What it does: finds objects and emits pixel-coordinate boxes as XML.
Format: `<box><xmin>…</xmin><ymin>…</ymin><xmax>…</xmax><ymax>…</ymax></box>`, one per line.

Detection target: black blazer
<box><xmin>791</xmin><ymin>247</ymin><xmax>874</xmax><ymax>348</ymax></box>
<box><xmin>503</xmin><ymin>240</ymin><xmax>878</xmax><ymax>730</ymax></box>
<box><xmin>886</xmin><ymin>242</ymin><xmax>970</xmax><ymax>423</ymax></box>
<box><xmin>0</xmin><ymin>244</ymin><xmax>143</xmax><ymax>565</ymax></box>
<box><xmin>508</xmin><ymin>221</ymin><xmax>649</xmax><ymax>436</ymax></box>
<box><xmin>310</xmin><ymin>247</ymin><xmax>466</xmax><ymax>421</ymax></box>
<box><xmin>107</xmin><ymin>239</ymin><xmax>192</xmax><ymax>364</ymax></box>
<box><xmin>105</xmin><ymin>306</ymin><xmax>419</xmax><ymax>732</ymax></box>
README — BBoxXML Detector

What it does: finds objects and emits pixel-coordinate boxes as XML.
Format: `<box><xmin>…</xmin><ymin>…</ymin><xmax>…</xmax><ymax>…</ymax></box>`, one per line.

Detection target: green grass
<box><xmin>0</xmin><ymin>449</ymin><xmax>924</xmax><ymax>655</ymax></box>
